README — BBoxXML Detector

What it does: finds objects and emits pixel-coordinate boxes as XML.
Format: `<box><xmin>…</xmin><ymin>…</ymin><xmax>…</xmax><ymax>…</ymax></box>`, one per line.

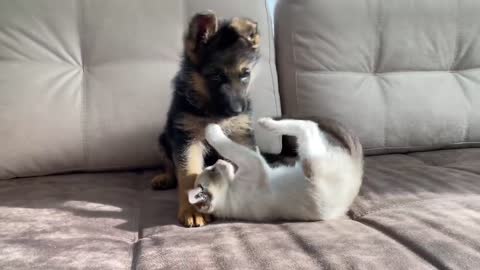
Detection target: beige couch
<box><xmin>1</xmin><ymin>0</ymin><xmax>479</xmax><ymax>269</ymax></box>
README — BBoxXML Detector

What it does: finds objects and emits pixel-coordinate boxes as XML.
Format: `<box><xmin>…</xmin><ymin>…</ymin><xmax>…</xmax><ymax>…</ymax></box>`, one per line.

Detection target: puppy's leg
<box><xmin>176</xmin><ymin>141</ymin><xmax>211</xmax><ymax>227</ymax></box>
<box><xmin>151</xmin><ymin>134</ymin><xmax>177</xmax><ymax>190</ymax></box>
<box><xmin>151</xmin><ymin>153</ymin><xmax>176</xmax><ymax>190</ymax></box>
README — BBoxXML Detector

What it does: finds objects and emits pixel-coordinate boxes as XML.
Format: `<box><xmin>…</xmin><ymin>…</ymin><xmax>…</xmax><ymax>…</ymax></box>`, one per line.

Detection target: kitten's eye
<box><xmin>206</xmin><ymin>68</ymin><xmax>225</xmax><ymax>83</ymax></box>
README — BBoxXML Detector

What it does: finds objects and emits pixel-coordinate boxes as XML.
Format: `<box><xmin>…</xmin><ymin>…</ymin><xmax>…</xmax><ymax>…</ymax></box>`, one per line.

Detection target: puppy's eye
<box><xmin>206</xmin><ymin>68</ymin><xmax>225</xmax><ymax>83</ymax></box>
<box><xmin>210</xmin><ymin>74</ymin><xmax>222</xmax><ymax>82</ymax></box>
<box><xmin>240</xmin><ymin>69</ymin><xmax>251</xmax><ymax>82</ymax></box>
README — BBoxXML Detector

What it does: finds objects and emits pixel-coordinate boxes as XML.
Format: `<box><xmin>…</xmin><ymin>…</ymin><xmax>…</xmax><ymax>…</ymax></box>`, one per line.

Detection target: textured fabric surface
<box><xmin>352</xmin><ymin>148</ymin><xmax>480</xmax><ymax>217</ymax></box>
<box><xmin>134</xmin><ymin>190</ymin><xmax>435</xmax><ymax>270</ymax></box>
<box><xmin>2</xmin><ymin>149</ymin><xmax>479</xmax><ymax>269</ymax></box>
<box><xmin>0</xmin><ymin>171</ymin><xmax>156</xmax><ymax>270</ymax></box>
<box><xmin>135</xmin><ymin>148</ymin><xmax>480</xmax><ymax>269</ymax></box>
<box><xmin>0</xmin><ymin>0</ymin><xmax>281</xmax><ymax>180</ymax></box>
<box><xmin>275</xmin><ymin>0</ymin><xmax>480</xmax><ymax>154</ymax></box>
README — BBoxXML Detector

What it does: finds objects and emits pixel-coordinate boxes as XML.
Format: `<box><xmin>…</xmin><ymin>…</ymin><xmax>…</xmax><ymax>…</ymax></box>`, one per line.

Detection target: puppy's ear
<box><xmin>185</xmin><ymin>11</ymin><xmax>218</xmax><ymax>63</ymax></box>
<box><xmin>230</xmin><ymin>17</ymin><xmax>260</xmax><ymax>49</ymax></box>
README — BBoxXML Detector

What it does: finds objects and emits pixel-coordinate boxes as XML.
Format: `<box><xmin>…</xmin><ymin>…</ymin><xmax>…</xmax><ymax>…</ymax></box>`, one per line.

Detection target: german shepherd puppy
<box><xmin>151</xmin><ymin>11</ymin><xmax>261</xmax><ymax>227</ymax></box>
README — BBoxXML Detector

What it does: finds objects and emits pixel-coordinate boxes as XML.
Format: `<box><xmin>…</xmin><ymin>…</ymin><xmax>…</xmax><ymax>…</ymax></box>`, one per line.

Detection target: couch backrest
<box><xmin>275</xmin><ymin>0</ymin><xmax>480</xmax><ymax>155</ymax></box>
<box><xmin>0</xmin><ymin>0</ymin><xmax>280</xmax><ymax>180</ymax></box>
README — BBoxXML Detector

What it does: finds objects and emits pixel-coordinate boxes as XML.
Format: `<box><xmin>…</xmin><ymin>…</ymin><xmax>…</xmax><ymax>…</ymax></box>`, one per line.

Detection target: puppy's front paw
<box><xmin>258</xmin><ymin>117</ymin><xmax>280</xmax><ymax>134</ymax></box>
<box><xmin>205</xmin><ymin>124</ymin><xmax>224</xmax><ymax>142</ymax></box>
<box><xmin>178</xmin><ymin>205</ymin><xmax>212</xmax><ymax>227</ymax></box>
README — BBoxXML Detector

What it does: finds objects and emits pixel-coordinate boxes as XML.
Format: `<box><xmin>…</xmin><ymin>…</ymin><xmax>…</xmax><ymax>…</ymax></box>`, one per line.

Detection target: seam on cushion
<box><xmin>263</xmin><ymin>0</ymin><xmax>282</xmax><ymax>151</ymax></box>
<box><xmin>264</xmin><ymin>0</ymin><xmax>280</xmax><ymax>117</ymax></box>
<box><xmin>365</xmin><ymin>141</ymin><xmax>480</xmax><ymax>151</ymax></box>
<box><xmin>450</xmin><ymin>0</ymin><xmax>469</xmax><ymax>144</ymax></box>
<box><xmin>373</xmin><ymin>0</ymin><xmax>383</xmax><ymax>73</ymax></box>
<box><xmin>378</xmin><ymin>71</ymin><xmax>387</xmax><ymax>149</ymax></box>
<box><xmin>79</xmin><ymin>1</ymin><xmax>89</xmax><ymax>170</ymax></box>
<box><xmin>452</xmin><ymin>72</ymin><xmax>472</xmax><ymax>143</ymax></box>
<box><xmin>352</xmin><ymin>195</ymin><xmax>480</xmax><ymax>220</ymax></box>
<box><xmin>129</xmin><ymin>179</ymin><xmax>148</xmax><ymax>270</ymax></box>
<box><xmin>295</xmin><ymin>67</ymin><xmax>480</xmax><ymax>76</ymax></box>
<box><xmin>6</xmin><ymin>164</ymin><xmax>160</xmax><ymax>180</ymax></box>
<box><xmin>0</xmin><ymin>59</ymin><xmax>78</xmax><ymax>66</ymax></box>
<box><xmin>374</xmin><ymin>1</ymin><xmax>388</xmax><ymax>149</ymax></box>
<box><xmin>405</xmin><ymin>152</ymin><xmax>437</xmax><ymax>166</ymax></box>
<box><xmin>292</xmin><ymin>31</ymin><xmax>300</xmax><ymax>115</ymax></box>
<box><xmin>355</xmin><ymin>218</ymin><xmax>447</xmax><ymax>270</ymax></box>
<box><xmin>443</xmin><ymin>166</ymin><xmax>480</xmax><ymax>178</ymax></box>
<box><xmin>130</xmin><ymin>239</ymin><xmax>140</xmax><ymax>270</ymax></box>
<box><xmin>450</xmin><ymin>0</ymin><xmax>461</xmax><ymax>70</ymax></box>
<box><xmin>352</xmin><ymin>198</ymin><xmax>436</xmax><ymax>219</ymax></box>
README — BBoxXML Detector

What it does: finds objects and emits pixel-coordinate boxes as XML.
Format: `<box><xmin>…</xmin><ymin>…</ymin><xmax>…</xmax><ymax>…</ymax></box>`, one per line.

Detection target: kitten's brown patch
<box><xmin>302</xmin><ymin>159</ymin><xmax>314</xmax><ymax>180</ymax></box>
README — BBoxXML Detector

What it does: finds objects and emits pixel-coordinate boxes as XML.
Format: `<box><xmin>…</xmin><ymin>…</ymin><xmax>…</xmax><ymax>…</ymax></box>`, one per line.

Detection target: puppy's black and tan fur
<box><xmin>151</xmin><ymin>11</ymin><xmax>261</xmax><ymax>227</ymax></box>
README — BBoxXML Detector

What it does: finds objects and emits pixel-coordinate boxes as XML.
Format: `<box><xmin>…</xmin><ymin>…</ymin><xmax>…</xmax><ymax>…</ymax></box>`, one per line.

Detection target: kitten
<box><xmin>188</xmin><ymin>117</ymin><xmax>364</xmax><ymax>221</ymax></box>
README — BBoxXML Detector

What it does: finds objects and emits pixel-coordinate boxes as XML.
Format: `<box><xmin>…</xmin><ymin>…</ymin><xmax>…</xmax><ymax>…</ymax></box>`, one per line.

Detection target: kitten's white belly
<box><xmin>215</xmin><ymin>157</ymin><xmax>362</xmax><ymax>221</ymax></box>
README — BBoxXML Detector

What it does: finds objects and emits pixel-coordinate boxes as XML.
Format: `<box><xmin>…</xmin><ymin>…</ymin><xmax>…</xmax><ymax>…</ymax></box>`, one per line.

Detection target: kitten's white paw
<box><xmin>258</xmin><ymin>117</ymin><xmax>281</xmax><ymax>134</ymax></box>
<box><xmin>205</xmin><ymin>124</ymin><xmax>224</xmax><ymax>142</ymax></box>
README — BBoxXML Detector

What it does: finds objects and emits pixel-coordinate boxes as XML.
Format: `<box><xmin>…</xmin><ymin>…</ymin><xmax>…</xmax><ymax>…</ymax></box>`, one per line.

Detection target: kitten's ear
<box><xmin>215</xmin><ymin>160</ymin><xmax>235</xmax><ymax>182</ymax></box>
<box><xmin>185</xmin><ymin>11</ymin><xmax>218</xmax><ymax>63</ymax></box>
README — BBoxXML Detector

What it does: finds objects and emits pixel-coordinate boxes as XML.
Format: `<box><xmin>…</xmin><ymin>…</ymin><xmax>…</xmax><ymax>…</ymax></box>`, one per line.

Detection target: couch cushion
<box><xmin>0</xmin><ymin>171</ymin><xmax>155</xmax><ymax>269</ymax></box>
<box><xmin>136</xmin><ymin>148</ymin><xmax>480</xmax><ymax>269</ymax></box>
<box><xmin>0</xmin><ymin>0</ymin><xmax>280</xmax><ymax>180</ymax></box>
<box><xmin>357</xmin><ymin>198</ymin><xmax>480</xmax><ymax>269</ymax></box>
<box><xmin>275</xmin><ymin>0</ymin><xmax>480</xmax><ymax>154</ymax></box>
<box><xmin>350</xmin><ymin>148</ymin><xmax>480</xmax><ymax>269</ymax></box>
<box><xmin>351</xmin><ymin>148</ymin><xmax>480</xmax><ymax>217</ymax></box>
<box><xmin>2</xmin><ymin>149</ymin><xmax>479</xmax><ymax>269</ymax></box>
<box><xmin>134</xmin><ymin>189</ymin><xmax>434</xmax><ymax>270</ymax></box>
